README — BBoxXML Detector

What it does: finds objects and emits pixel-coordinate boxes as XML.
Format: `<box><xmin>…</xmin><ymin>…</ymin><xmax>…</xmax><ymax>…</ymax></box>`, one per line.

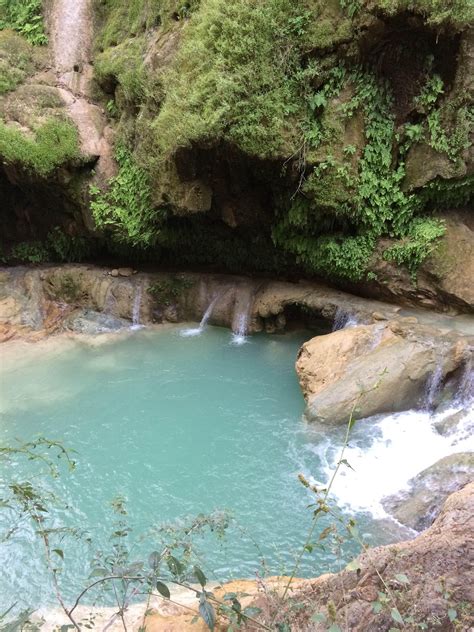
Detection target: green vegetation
<box><xmin>90</xmin><ymin>143</ymin><xmax>160</xmax><ymax>246</ymax></box>
<box><xmin>147</xmin><ymin>274</ymin><xmax>195</xmax><ymax>306</ymax></box>
<box><xmin>0</xmin><ymin>0</ymin><xmax>47</xmax><ymax>45</ymax></box>
<box><xmin>0</xmin><ymin>29</ymin><xmax>36</xmax><ymax>94</ymax></box>
<box><xmin>383</xmin><ymin>217</ymin><xmax>446</xmax><ymax>278</ymax></box>
<box><xmin>95</xmin><ymin>0</ymin><xmax>201</xmax><ymax>50</ymax></box>
<box><xmin>94</xmin><ymin>37</ymin><xmax>147</xmax><ymax>107</ymax></box>
<box><xmin>8</xmin><ymin>228</ymin><xmax>91</xmax><ymax>265</ymax></box>
<box><xmin>152</xmin><ymin>0</ymin><xmax>306</xmax><ymax>158</ymax></box>
<box><xmin>10</xmin><ymin>240</ymin><xmax>49</xmax><ymax>263</ymax></box>
<box><xmin>0</xmin><ymin>118</ymin><xmax>80</xmax><ymax>176</ymax></box>
<box><xmin>89</xmin><ymin>0</ymin><xmax>473</xmax><ymax>282</ymax></box>
<box><xmin>46</xmin><ymin>227</ymin><xmax>92</xmax><ymax>263</ymax></box>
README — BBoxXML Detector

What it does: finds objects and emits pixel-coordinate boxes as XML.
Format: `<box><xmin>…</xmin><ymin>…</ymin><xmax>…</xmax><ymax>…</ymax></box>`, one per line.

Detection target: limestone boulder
<box><xmin>64</xmin><ymin>309</ymin><xmax>129</xmax><ymax>334</ymax></box>
<box><xmin>296</xmin><ymin>320</ymin><xmax>472</xmax><ymax>424</ymax></box>
<box><xmin>382</xmin><ymin>452</ymin><xmax>474</xmax><ymax>531</ymax></box>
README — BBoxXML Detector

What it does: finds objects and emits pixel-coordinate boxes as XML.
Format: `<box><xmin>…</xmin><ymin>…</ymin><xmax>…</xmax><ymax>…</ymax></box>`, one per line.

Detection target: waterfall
<box><xmin>424</xmin><ymin>358</ymin><xmax>445</xmax><ymax>411</ymax></box>
<box><xmin>231</xmin><ymin>290</ymin><xmax>253</xmax><ymax>345</ymax></box>
<box><xmin>456</xmin><ymin>355</ymin><xmax>473</xmax><ymax>405</ymax></box>
<box><xmin>332</xmin><ymin>307</ymin><xmax>358</xmax><ymax>332</ymax></box>
<box><xmin>180</xmin><ymin>294</ymin><xmax>221</xmax><ymax>337</ymax></box>
<box><xmin>131</xmin><ymin>283</ymin><xmax>143</xmax><ymax>329</ymax></box>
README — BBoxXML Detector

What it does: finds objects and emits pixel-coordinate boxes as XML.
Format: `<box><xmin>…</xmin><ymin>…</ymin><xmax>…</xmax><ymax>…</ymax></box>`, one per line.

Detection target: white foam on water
<box><xmin>310</xmin><ymin>404</ymin><xmax>474</xmax><ymax>519</ymax></box>
<box><xmin>231</xmin><ymin>306</ymin><xmax>251</xmax><ymax>345</ymax></box>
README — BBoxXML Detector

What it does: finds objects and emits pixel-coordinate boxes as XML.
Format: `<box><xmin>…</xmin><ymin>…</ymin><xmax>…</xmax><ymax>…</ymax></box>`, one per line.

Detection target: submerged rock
<box><xmin>296</xmin><ymin>320</ymin><xmax>473</xmax><ymax>425</ymax></box>
<box><xmin>393</xmin><ymin>452</ymin><xmax>474</xmax><ymax>527</ymax></box>
<box><xmin>382</xmin><ymin>452</ymin><xmax>474</xmax><ymax>532</ymax></box>
<box><xmin>64</xmin><ymin>309</ymin><xmax>129</xmax><ymax>334</ymax></box>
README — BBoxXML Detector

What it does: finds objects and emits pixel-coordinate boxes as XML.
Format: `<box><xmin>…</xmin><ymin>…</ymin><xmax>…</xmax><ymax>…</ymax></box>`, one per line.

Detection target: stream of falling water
<box><xmin>131</xmin><ymin>283</ymin><xmax>143</xmax><ymax>329</ymax></box>
<box><xmin>180</xmin><ymin>294</ymin><xmax>221</xmax><ymax>337</ymax></box>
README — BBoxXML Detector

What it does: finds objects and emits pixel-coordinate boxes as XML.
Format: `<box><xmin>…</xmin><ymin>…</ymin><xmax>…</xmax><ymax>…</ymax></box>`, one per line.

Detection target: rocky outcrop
<box><xmin>251</xmin><ymin>483</ymin><xmax>474</xmax><ymax>631</ymax></box>
<box><xmin>382</xmin><ymin>452</ymin><xmax>474</xmax><ymax>531</ymax></box>
<box><xmin>296</xmin><ymin>320</ymin><xmax>473</xmax><ymax>424</ymax></box>
<box><xmin>0</xmin><ymin>264</ymin><xmax>404</xmax><ymax>340</ymax></box>
<box><xmin>363</xmin><ymin>211</ymin><xmax>474</xmax><ymax>313</ymax></box>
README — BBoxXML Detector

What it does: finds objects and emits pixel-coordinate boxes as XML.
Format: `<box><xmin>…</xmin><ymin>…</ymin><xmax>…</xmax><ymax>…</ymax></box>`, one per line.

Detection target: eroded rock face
<box><xmin>363</xmin><ymin>211</ymin><xmax>474</xmax><ymax>313</ymax></box>
<box><xmin>296</xmin><ymin>320</ymin><xmax>473</xmax><ymax>424</ymax></box>
<box><xmin>382</xmin><ymin>452</ymin><xmax>474</xmax><ymax>531</ymax></box>
<box><xmin>256</xmin><ymin>483</ymin><xmax>474</xmax><ymax>631</ymax></box>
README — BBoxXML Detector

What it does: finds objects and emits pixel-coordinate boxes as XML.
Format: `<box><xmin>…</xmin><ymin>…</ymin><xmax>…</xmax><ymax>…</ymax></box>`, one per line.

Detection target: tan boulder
<box><xmin>296</xmin><ymin>321</ymin><xmax>472</xmax><ymax>424</ymax></box>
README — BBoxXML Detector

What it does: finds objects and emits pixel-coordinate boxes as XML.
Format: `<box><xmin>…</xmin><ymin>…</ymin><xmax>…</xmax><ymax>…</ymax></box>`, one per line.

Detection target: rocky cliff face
<box><xmin>0</xmin><ymin>0</ymin><xmax>473</xmax><ymax>312</ymax></box>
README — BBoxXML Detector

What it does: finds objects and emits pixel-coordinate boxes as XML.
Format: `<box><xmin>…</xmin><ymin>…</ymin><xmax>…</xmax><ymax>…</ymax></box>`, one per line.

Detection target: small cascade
<box><xmin>22</xmin><ymin>271</ymin><xmax>45</xmax><ymax>330</ymax></box>
<box><xmin>231</xmin><ymin>286</ymin><xmax>256</xmax><ymax>345</ymax></box>
<box><xmin>424</xmin><ymin>358</ymin><xmax>445</xmax><ymax>411</ymax></box>
<box><xmin>456</xmin><ymin>355</ymin><xmax>473</xmax><ymax>405</ymax></box>
<box><xmin>180</xmin><ymin>294</ymin><xmax>221</xmax><ymax>337</ymax></box>
<box><xmin>316</xmin><ymin>403</ymin><xmax>474</xmax><ymax>519</ymax></box>
<box><xmin>131</xmin><ymin>283</ymin><xmax>143</xmax><ymax>330</ymax></box>
<box><xmin>332</xmin><ymin>307</ymin><xmax>358</xmax><ymax>332</ymax></box>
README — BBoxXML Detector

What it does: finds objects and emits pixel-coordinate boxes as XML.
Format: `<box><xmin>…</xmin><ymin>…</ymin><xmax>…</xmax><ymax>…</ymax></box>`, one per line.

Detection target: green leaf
<box><xmin>156</xmin><ymin>581</ymin><xmax>170</xmax><ymax>599</ymax></box>
<box><xmin>328</xmin><ymin>625</ymin><xmax>342</xmax><ymax>632</ymax></box>
<box><xmin>372</xmin><ymin>601</ymin><xmax>383</xmax><ymax>614</ymax></box>
<box><xmin>199</xmin><ymin>597</ymin><xmax>215</xmax><ymax>631</ymax></box>
<box><xmin>448</xmin><ymin>608</ymin><xmax>457</xmax><ymax>622</ymax></box>
<box><xmin>53</xmin><ymin>549</ymin><xmax>64</xmax><ymax>560</ymax></box>
<box><xmin>390</xmin><ymin>608</ymin><xmax>404</xmax><ymax>624</ymax></box>
<box><xmin>148</xmin><ymin>551</ymin><xmax>161</xmax><ymax>571</ymax></box>
<box><xmin>242</xmin><ymin>607</ymin><xmax>262</xmax><ymax>618</ymax></box>
<box><xmin>194</xmin><ymin>565</ymin><xmax>207</xmax><ymax>588</ymax></box>
<box><xmin>311</xmin><ymin>612</ymin><xmax>326</xmax><ymax>623</ymax></box>
<box><xmin>167</xmin><ymin>555</ymin><xmax>184</xmax><ymax>578</ymax></box>
<box><xmin>394</xmin><ymin>573</ymin><xmax>410</xmax><ymax>585</ymax></box>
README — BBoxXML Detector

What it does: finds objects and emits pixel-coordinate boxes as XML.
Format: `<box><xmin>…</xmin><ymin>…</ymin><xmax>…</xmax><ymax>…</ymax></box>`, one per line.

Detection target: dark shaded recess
<box><xmin>173</xmin><ymin>142</ymin><xmax>295</xmax><ymax>229</ymax></box>
<box><xmin>358</xmin><ymin>13</ymin><xmax>461</xmax><ymax>121</ymax></box>
<box><xmin>158</xmin><ymin>214</ymin><xmax>298</xmax><ymax>276</ymax></box>
<box><xmin>0</xmin><ymin>165</ymin><xmax>87</xmax><ymax>246</ymax></box>
<box><xmin>281</xmin><ymin>303</ymin><xmax>333</xmax><ymax>334</ymax></box>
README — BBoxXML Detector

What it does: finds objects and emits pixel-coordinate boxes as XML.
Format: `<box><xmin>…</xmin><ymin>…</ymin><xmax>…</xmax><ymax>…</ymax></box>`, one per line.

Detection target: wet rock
<box><xmin>64</xmin><ymin>309</ymin><xmax>129</xmax><ymax>334</ymax></box>
<box><xmin>111</xmin><ymin>269</ymin><xmax>119</xmax><ymax>277</ymax></box>
<box><xmin>434</xmin><ymin>410</ymin><xmax>469</xmax><ymax>436</ymax></box>
<box><xmin>296</xmin><ymin>320</ymin><xmax>473</xmax><ymax>424</ymax></box>
<box><xmin>382</xmin><ymin>453</ymin><xmax>474</xmax><ymax>531</ymax></box>
<box><xmin>163</xmin><ymin>305</ymin><xmax>179</xmax><ymax>322</ymax></box>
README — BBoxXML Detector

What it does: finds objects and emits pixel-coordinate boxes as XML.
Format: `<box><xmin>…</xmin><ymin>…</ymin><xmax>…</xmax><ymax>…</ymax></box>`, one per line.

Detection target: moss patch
<box><xmin>0</xmin><ymin>29</ymin><xmax>38</xmax><ymax>94</ymax></box>
<box><xmin>0</xmin><ymin>118</ymin><xmax>80</xmax><ymax>176</ymax></box>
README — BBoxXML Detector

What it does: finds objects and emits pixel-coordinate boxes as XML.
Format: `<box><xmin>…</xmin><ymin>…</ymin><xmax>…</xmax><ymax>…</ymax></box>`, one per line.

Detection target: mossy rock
<box><xmin>0</xmin><ymin>29</ymin><xmax>46</xmax><ymax>95</ymax></box>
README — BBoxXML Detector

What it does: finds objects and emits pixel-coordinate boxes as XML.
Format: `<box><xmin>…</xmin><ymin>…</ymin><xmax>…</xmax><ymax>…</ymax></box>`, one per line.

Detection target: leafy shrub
<box><xmin>383</xmin><ymin>217</ymin><xmax>446</xmax><ymax>277</ymax></box>
<box><xmin>11</xmin><ymin>240</ymin><xmax>49</xmax><ymax>263</ymax></box>
<box><xmin>0</xmin><ymin>118</ymin><xmax>80</xmax><ymax>176</ymax></box>
<box><xmin>0</xmin><ymin>0</ymin><xmax>47</xmax><ymax>45</ymax></box>
<box><xmin>90</xmin><ymin>143</ymin><xmax>160</xmax><ymax>246</ymax></box>
<box><xmin>46</xmin><ymin>227</ymin><xmax>92</xmax><ymax>263</ymax></box>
